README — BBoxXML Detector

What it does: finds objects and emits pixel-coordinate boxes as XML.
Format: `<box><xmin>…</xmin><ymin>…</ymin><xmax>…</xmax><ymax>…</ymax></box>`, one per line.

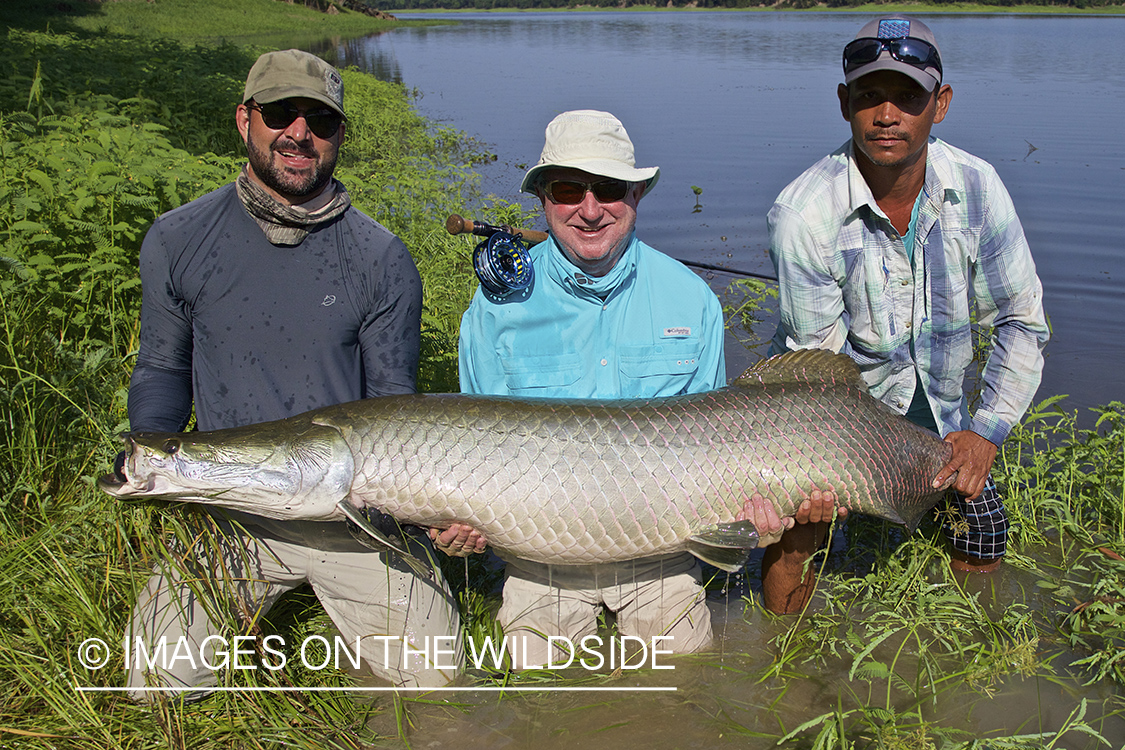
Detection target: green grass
<box><xmin>0</xmin><ymin>0</ymin><xmax>419</xmax><ymax>44</ymax></box>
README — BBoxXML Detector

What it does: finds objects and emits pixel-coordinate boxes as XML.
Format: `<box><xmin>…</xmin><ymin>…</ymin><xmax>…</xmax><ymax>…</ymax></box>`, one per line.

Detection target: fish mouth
<box><xmin>96</xmin><ymin>470</ymin><xmax>157</xmax><ymax>499</ymax></box>
<box><xmin>96</xmin><ymin>470</ymin><xmax>156</xmax><ymax>497</ymax></box>
<box><xmin>97</xmin><ymin>434</ymin><xmax>159</xmax><ymax>497</ymax></box>
<box><xmin>96</xmin><ymin>472</ymin><xmax>127</xmax><ymax>494</ymax></box>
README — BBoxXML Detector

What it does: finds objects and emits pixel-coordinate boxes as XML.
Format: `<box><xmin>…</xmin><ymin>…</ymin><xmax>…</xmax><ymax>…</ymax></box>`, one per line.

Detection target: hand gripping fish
<box><xmin>99</xmin><ymin>350</ymin><xmax>954</xmax><ymax>574</ymax></box>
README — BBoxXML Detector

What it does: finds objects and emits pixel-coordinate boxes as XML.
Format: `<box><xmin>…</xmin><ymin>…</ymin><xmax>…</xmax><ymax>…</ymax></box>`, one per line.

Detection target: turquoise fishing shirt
<box><xmin>459</xmin><ymin>234</ymin><xmax>725</xmax><ymax>399</ymax></box>
<box><xmin>768</xmin><ymin>138</ymin><xmax>1049</xmax><ymax>446</ymax></box>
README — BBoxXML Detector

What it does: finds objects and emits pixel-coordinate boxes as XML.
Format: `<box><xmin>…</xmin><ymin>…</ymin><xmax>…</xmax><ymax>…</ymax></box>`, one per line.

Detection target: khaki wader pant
<box><xmin>496</xmin><ymin>551</ymin><xmax>712</xmax><ymax>670</ymax></box>
<box><xmin>126</xmin><ymin>520</ymin><xmax>461</xmax><ymax>701</ymax></box>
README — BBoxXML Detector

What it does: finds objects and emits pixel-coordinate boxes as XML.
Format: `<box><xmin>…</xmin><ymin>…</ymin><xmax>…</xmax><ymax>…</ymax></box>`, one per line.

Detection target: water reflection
<box><xmin>310</xmin><ymin>31</ymin><xmax>402</xmax><ymax>83</ymax></box>
<box><xmin>359</xmin><ymin>559</ymin><xmax>1125</xmax><ymax>749</ymax></box>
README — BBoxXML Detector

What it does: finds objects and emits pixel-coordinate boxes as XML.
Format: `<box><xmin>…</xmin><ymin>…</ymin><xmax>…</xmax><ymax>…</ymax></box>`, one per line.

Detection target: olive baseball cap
<box><xmin>844</xmin><ymin>16</ymin><xmax>943</xmax><ymax>92</ymax></box>
<box><xmin>520</xmin><ymin>110</ymin><xmax>660</xmax><ymax>197</ymax></box>
<box><xmin>243</xmin><ymin>49</ymin><xmax>345</xmax><ymax>117</ymax></box>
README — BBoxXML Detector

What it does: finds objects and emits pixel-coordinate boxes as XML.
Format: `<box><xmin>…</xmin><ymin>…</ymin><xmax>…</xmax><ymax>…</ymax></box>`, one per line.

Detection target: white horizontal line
<box><xmin>76</xmin><ymin>685</ymin><xmax>676</xmax><ymax>693</ymax></box>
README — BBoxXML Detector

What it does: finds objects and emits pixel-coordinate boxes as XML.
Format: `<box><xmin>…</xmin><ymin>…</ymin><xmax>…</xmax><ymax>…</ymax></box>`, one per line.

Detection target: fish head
<box><xmin>97</xmin><ymin>422</ymin><xmax>354</xmax><ymax>520</ymax></box>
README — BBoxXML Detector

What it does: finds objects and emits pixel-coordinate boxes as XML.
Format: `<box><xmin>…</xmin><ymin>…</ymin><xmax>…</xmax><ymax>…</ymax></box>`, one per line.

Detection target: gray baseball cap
<box><xmin>243</xmin><ymin>49</ymin><xmax>345</xmax><ymax>117</ymax></box>
<box><xmin>844</xmin><ymin>16</ymin><xmax>943</xmax><ymax>92</ymax></box>
<box><xmin>520</xmin><ymin>110</ymin><xmax>660</xmax><ymax>197</ymax></box>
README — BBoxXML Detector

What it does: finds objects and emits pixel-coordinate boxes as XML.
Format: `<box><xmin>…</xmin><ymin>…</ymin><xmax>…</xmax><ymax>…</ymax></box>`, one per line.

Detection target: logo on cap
<box><xmin>324</xmin><ymin>69</ymin><xmax>343</xmax><ymax>108</ymax></box>
<box><xmin>877</xmin><ymin>19</ymin><xmax>911</xmax><ymax>39</ymax></box>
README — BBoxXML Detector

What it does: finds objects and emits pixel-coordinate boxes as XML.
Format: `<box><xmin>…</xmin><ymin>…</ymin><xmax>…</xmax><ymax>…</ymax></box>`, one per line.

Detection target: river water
<box><xmin>302</xmin><ymin>12</ymin><xmax>1124</xmax><ymax>747</ymax></box>
<box><xmin>316</xmin><ymin>11</ymin><xmax>1124</xmax><ymax>427</ymax></box>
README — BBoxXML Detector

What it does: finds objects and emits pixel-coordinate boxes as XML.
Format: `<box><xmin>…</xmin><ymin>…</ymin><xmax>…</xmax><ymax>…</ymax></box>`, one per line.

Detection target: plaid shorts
<box><xmin>943</xmin><ymin>476</ymin><xmax>1008</xmax><ymax>560</ymax></box>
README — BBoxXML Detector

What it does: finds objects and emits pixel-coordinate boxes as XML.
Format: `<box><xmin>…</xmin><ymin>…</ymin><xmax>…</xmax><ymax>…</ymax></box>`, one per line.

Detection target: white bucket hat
<box><xmin>520</xmin><ymin>110</ymin><xmax>660</xmax><ymax>198</ymax></box>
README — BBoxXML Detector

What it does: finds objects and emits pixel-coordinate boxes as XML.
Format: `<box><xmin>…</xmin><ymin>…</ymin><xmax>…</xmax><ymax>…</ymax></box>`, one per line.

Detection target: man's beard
<box><xmin>246</xmin><ymin>134</ymin><xmax>337</xmax><ymax>200</ymax></box>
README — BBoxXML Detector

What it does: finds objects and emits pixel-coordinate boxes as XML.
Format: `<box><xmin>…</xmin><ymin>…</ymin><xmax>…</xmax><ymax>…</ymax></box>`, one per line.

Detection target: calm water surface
<box><xmin>318</xmin><ymin>11</ymin><xmax>1124</xmax><ymax>424</ymax></box>
<box><xmin>307</xmin><ymin>13</ymin><xmax>1124</xmax><ymax>747</ymax></box>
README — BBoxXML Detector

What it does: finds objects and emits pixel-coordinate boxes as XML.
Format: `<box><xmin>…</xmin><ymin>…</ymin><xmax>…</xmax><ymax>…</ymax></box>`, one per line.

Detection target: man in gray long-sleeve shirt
<box><xmin>124</xmin><ymin>49</ymin><xmax>460</xmax><ymax>700</ymax></box>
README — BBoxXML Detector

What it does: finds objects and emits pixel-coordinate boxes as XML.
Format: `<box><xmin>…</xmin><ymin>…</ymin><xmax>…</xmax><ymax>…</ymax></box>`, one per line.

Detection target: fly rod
<box><xmin>445</xmin><ymin>214</ymin><xmax>777</xmax><ymax>282</ymax></box>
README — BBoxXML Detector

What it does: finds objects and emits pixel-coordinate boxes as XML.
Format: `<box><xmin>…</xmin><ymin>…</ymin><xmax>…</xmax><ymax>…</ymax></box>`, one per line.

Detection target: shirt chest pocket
<box><xmin>502</xmin><ymin>352</ymin><xmax>583</xmax><ymax>394</ymax></box>
<box><xmin>938</xmin><ymin>229</ymin><xmax>977</xmax><ymax>296</ymax></box>
<box><xmin>618</xmin><ymin>339</ymin><xmax>704</xmax><ymax>390</ymax></box>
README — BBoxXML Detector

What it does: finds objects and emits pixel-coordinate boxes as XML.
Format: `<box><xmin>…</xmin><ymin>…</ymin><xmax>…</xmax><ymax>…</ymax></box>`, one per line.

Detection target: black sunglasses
<box><xmin>542</xmin><ymin>178</ymin><xmax>631</xmax><ymax>205</ymax></box>
<box><xmin>843</xmin><ymin>37</ymin><xmax>942</xmax><ymax>79</ymax></box>
<box><xmin>246</xmin><ymin>100</ymin><xmax>344</xmax><ymax>139</ymax></box>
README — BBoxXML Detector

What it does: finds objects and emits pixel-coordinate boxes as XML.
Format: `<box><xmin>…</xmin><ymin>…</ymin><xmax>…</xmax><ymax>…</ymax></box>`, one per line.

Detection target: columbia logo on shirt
<box><xmin>663</xmin><ymin>327</ymin><xmax>691</xmax><ymax>337</ymax></box>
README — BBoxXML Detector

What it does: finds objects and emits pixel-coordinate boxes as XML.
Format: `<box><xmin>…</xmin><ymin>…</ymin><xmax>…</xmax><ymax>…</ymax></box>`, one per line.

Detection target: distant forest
<box><xmin>368</xmin><ymin>0</ymin><xmax>1121</xmax><ymax>9</ymax></box>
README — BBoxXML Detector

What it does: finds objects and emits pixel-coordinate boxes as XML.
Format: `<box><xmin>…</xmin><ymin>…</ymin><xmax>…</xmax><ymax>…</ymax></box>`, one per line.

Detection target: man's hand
<box><xmin>932</xmin><ymin>430</ymin><xmax>998</xmax><ymax>500</ymax></box>
<box><xmin>736</xmin><ymin>488</ymin><xmax>847</xmax><ymax>547</ymax></box>
<box><xmin>113</xmin><ymin>450</ymin><xmax>128</xmax><ymax>482</ymax></box>
<box><xmin>795</xmin><ymin>488</ymin><xmax>847</xmax><ymax>525</ymax></box>
<box><xmin>429</xmin><ymin>523</ymin><xmax>487</xmax><ymax>557</ymax></box>
<box><xmin>756</xmin><ymin>487</ymin><xmax>846</xmax><ymax>614</ymax></box>
<box><xmin>736</xmin><ymin>493</ymin><xmax>790</xmax><ymax>547</ymax></box>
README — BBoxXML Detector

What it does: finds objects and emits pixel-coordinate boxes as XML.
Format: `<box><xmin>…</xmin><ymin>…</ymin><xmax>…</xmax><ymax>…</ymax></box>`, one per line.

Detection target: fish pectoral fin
<box><xmin>337</xmin><ymin>502</ymin><xmax>434</xmax><ymax>579</ymax></box>
<box><xmin>686</xmin><ymin>520</ymin><xmax>761</xmax><ymax>573</ymax></box>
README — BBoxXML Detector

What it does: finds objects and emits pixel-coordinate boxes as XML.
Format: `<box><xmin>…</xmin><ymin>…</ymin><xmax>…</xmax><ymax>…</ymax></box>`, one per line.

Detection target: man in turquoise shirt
<box><xmin>458</xmin><ymin>124</ymin><xmax>725</xmax><ymax>399</ymax></box>
<box><xmin>446</xmin><ymin>110</ymin><xmax>839</xmax><ymax>665</ymax></box>
<box><xmin>455</xmin><ymin>110</ymin><xmax>725</xmax><ymax>666</ymax></box>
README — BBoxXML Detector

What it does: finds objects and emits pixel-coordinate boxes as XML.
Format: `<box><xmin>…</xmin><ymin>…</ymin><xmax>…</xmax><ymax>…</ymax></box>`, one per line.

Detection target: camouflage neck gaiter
<box><xmin>235</xmin><ymin>164</ymin><xmax>352</xmax><ymax>246</ymax></box>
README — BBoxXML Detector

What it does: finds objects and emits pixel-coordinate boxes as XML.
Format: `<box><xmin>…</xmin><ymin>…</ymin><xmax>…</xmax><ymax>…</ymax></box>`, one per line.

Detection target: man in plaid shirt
<box><xmin>765</xmin><ymin>15</ymin><xmax>1049</xmax><ymax>600</ymax></box>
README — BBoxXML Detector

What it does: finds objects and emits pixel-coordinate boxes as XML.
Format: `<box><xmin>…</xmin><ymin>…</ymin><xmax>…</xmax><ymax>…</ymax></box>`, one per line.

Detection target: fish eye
<box><xmin>162</xmin><ymin>439</ymin><xmax>180</xmax><ymax>455</ymax></box>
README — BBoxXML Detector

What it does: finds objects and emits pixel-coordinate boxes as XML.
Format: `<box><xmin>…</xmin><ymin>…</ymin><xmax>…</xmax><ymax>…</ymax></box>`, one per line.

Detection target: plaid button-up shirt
<box><xmin>768</xmin><ymin>138</ymin><xmax>1049</xmax><ymax>446</ymax></box>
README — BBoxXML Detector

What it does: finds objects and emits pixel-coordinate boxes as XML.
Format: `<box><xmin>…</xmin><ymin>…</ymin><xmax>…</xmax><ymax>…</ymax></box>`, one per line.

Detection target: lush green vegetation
<box><xmin>0</xmin><ymin>8</ymin><xmax>520</xmax><ymax>746</ymax></box>
<box><xmin>1</xmin><ymin>1</ymin><xmax>1123</xmax><ymax>748</ymax></box>
<box><xmin>0</xmin><ymin>0</ymin><xmax>404</xmax><ymax>44</ymax></box>
<box><xmin>754</xmin><ymin>398</ymin><xmax>1125</xmax><ymax>746</ymax></box>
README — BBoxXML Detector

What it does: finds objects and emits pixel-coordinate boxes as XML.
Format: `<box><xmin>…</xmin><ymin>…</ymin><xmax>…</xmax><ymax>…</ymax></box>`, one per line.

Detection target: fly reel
<box><xmin>472</xmin><ymin>230</ymin><xmax>534</xmax><ymax>298</ymax></box>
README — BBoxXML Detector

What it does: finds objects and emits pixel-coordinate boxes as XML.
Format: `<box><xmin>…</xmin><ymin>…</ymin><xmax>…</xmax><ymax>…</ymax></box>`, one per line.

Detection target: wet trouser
<box><xmin>125</xmin><ymin>519</ymin><xmax>461</xmax><ymax>702</ymax></box>
<box><xmin>495</xmin><ymin>552</ymin><xmax>712</xmax><ymax>670</ymax></box>
<box><xmin>944</xmin><ymin>477</ymin><xmax>1009</xmax><ymax>560</ymax></box>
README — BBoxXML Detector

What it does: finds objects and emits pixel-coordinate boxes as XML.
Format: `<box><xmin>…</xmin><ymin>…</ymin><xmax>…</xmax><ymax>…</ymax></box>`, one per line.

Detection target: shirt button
<box><xmin>901</xmin><ymin>279</ymin><xmax>910</xmax><ymax>286</ymax></box>
<box><xmin>906</xmin><ymin>321</ymin><xmax>912</xmax><ymax>328</ymax></box>
<box><xmin>600</xmin><ymin>358</ymin><xmax>608</xmax><ymax>366</ymax></box>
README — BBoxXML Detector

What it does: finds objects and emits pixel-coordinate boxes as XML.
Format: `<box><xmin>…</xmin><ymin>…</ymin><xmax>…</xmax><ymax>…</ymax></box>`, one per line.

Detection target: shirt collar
<box><xmin>844</xmin><ymin>137</ymin><xmax>961</xmax><ymax>224</ymax></box>
<box><xmin>544</xmin><ymin>232</ymin><xmax>638</xmax><ymax>298</ymax></box>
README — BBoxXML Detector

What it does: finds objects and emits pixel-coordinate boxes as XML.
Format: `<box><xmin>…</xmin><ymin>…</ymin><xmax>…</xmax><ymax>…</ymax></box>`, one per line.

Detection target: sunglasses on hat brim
<box><xmin>246</xmin><ymin>100</ymin><xmax>344</xmax><ymax>139</ymax></box>
<box><xmin>843</xmin><ymin>37</ymin><xmax>942</xmax><ymax>79</ymax></box>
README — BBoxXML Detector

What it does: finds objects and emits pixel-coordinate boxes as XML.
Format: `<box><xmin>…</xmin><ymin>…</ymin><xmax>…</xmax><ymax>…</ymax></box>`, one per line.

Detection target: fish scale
<box><xmin>100</xmin><ymin>350</ymin><xmax>954</xmax><ymax>572</ymax></box>
<box><xmin>339</xmin><ymin>352</ymin><xmax>948</xmax><ymax>563</ymax></box>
